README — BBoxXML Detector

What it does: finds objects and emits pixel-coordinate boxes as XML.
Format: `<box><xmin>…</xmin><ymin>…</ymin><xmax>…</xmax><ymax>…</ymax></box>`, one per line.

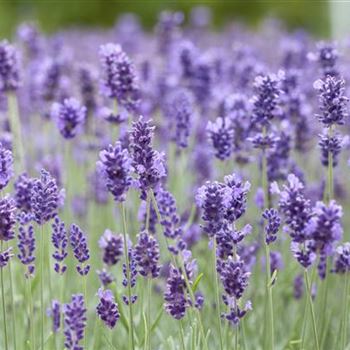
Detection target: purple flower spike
<box><xmin>51</xmin><ymin>98</ymin><xmax>86</xmax><ymax>139</ymax></box>
<box><xmin>207</xmin><ymin>117</ymin><xmax>234</xmax><ymax>160</ymax></box>
<box><xmin>96</xmin><ymin>288</ymin><xmax>120</xmax><ymax>329</ymax></box>
<box><xmin>0</xmin><ymin>247</ymin><xmax>14</xmax><ymax>268</ymax></box>
<box><xmin>31</xmin><ymin>169</ymin><xmax>59</xmax><ymax>225</ymax></box>
<box><xmin>122</xmin><ymin>247</ymin><xmax>137</xmax><ymax>305</ymax></box>
<box><xmin>333</xmin><ymin>243</ymin><xmax>350</xmax><ymax>274</ymax></box>
<box><xmin>14</xmin><ymin>173</ymin><xmax>34</xmax><ymax>213</ymax></box>
<box><xmin>0</xmin><ymin>40</ymin><xmax>20</xmax><ymax>92</ymax></box>
<box><xmin>70</xmin><ymin>224</ymin><xmax>90</xmax><ymax>276</ymax></box>
<box><xmin>98</xmin><ymin>229</ymin><xmax>123</xmax><ymax>266</ymax></box>
<box><xmin>0</xmin><ymin>196</ymin><xmax>16</xmax><ymax>241</ymax></box>
<box><xmin>52</xmin><ymin>216</ymin><xmax>68</xmax><ymax>274</ymax></box>
<box><xmin>318</xmin><ymin>131</ymin><xmax>344</xmax><ymax>168</ymax></box>
<box><xmin>293</xmin><ymin>274</ymin><xmax>304</xmax><ymax>299</ymax></box>
<box><xmin>17</xmin><ymin>223</ymin><xmax>35</xmax><ymax>277</ymax></box>
<box><xmin>97</xmin><ymin>269</ymin><xmax>115</xmax><ymax>287</ymax></box>
<box><xmin>262</xmin><ymin>208</ymin><xmax>281</xmax><ymax>245</ymax></box>
<box><xmin>0</xmin><ymin>143</ymin><xmax>13</xmax><ymax>191</ymax></box>
<box><xmin>130</xmin><ymin>117</ymin><xmax>166</xmax><ymax>199</ymax></box>
<box><xmin>164</xmin><ymin>265</ymin><xmax>188</xmax><ymax>320</ymax></box>
<box><xmin>99</xmin><ymin>43</ymin><xmax>140</xmax><ymax>112</ymax></box>
<box><xmin>314</xmin><ymin>76</ymin><xmax>348</xmax><ymax>127</ymax></box>
<box><xmin>134</xmin><ymin>231</ymin><xmax>161</xmax><ymax>278</ymax></box>
<box><xmin>48</xmin><ymin>300</ymin><xmax>61</xmax><ymax>333</ymax></box>
<box><xmin>97</xmin><ymin>142</ymin><xmax>133</xmax><ymax>202</ymax></box>
<box><xmin>63</xmin><ymin>294</ymin><xmax>87</xmax><ymax>350</ymax></box>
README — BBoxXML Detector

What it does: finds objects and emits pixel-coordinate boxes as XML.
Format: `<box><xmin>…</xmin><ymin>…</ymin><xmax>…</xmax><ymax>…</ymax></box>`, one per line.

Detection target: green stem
<box><xmin>7</xmin><ymin>93</ymin><xmax>25</xmax><ymax>173</ymax></box>
<box><xmin>0</xmin><ymin>242</ymin><xmax>8</xmax><ymax>350</ymax></box>
<box><xmin>120</xmin><ymin>202</ymin><xmax>135</xmax><ymax>350</ymax></box>
<box><xmin>147</xmin><ymin>278</ymin><xmax>151</xmax><ymax>350</ymax></box>
<box><xmin>327</xmin><ymin>126</ymin><xmax>334</xmax><ymax>203</ymax></box>
<box><xmin>341</xmin><ymin>273</ymin><xmax>349</xmax><ymax>349</ymax></box>
<box><xmin>213</xmin><ymin>239</ymin><xmax>224</xmax><ymax>350</ymax></box>
<box><xmin>40</xmin><ymin>225</ymin><xmax>45</xmax><ymax>350</ymax></box>
<box><xmin>27</xmin><ymin>278</ymin><xmax>35</xmax><ymax>350</ymax></box>
<box><xmin>304</xmin><ymin>269</ymin><xmax>319</xmax><ymax>350</ymax></box>
<box><xmin>82</xmin><ymin>273</ymin><xmax>88</xmax><ymax>349</ymax></box>
<box><xmin>235</xmin><ymin>309</ymin><xmax>239</xmax><ymax>350</ymax></box>
<box><xmin>265</xmin><ymin>243</ymin><xmax>274</xmax><ymax>350</ymax></box>
<box><xmin>179</xmin><ymin>321</ymin><xmax>186</xmax><ymax>350</ymax></box>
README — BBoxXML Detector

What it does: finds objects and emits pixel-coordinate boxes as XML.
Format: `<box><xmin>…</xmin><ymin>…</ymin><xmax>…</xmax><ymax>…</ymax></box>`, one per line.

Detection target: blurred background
<box><xmin>0</xmin><ymin>0</ymin><xmax>334</xmax><ymax>38</ymax></box>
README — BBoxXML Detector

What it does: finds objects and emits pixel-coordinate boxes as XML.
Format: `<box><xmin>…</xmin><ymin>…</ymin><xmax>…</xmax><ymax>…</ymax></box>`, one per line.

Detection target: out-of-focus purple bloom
<box><xmin>166</xmin><ymin>88</ymin><xmax>193</xmax><ymax>149</ymax></box>
<box><xmin>96</xmin><ymin>288</ymin><xmax>120</xmax><ymax>329</ymax></box>
<box><xmin>98</xmin><ymin>229</ymin><xmax>123</xmax><ymax>266</ymax></box>
<box><xmin>207</xmin><ymin>117</ymin><xmax>234</xmax><ymax>160</ymax></box>
<box><xmin>47</xmin><ymin>300</ymin><xmax>61</xmax><ymax>333</ymax></box>
<box><xmin>99</xmin><ymin>43</ymin><xmax>140</xmax><ymax>112</ymax></box>
<box><xmin>309</xmin><ymin>42</ymin><xmax>339</xmax><ymax>77</ymax></box>
<box><xmin>17</xmin><ymin>22</ymin><xmax>41</xmax><ymax>58</ymax></box>
<box><xmin>63</xmin><ymin>294</ymin><xmax>87</xmax><ymax>350</ymax></box>
<box><xmin>314</xmin><ymin>76</ymin><xmax>348</xmax><ymax>127</ymax></box>
<box><xmin>318</xmin><ymin>131</ymin><xmax>343</xmax><ymax>167</ymax></box>
<box><xmin>14</xmin><ymin>173</ymin><xmax>33</xmax><ymax>212</ymax></box>
<box><xmin>0</xmin><ymin>247</ymin><xmax>14</xmax><ymax>268</ymax></box>
<box><xmin>51</xmin><ymin>216</ymin><xmax>68</xmax><ymax>274</ymax></box>
<box><xmin>122</xmin><ymin>247</ymin><xmax>137</xmax><ymax>305</ymax></box>
<box><xmin>293</xmin><ymin>274</ymin><xmax>304</xmax><ymax>299</ymax></box>
<box><xmin>0</xmin><ymin>143</ymin><xmax>13</xmax><ymax>190</ymax></box>
<box><xmin>0</xmin><ymin>196</ymin><xmax>16</xmax><ymax>241</ymax></box>
<box><xmin>262</xmin><ymin>208</ymin><xmax>281</xmax><ymax>244</ymax></box>
<box><xmin>17</xmin><ymin>223</ymin><xmax>35</xmax><ymax>277</ymax></box>
<box><xmin>97</xmin><ymin>269</ymin><xmax>115</xmax><ymax>287</ymax></box>
<box><xmin>88</xmin><ymin>169</ymin><xmax>109</xmax><ymax>205</ymax></box>
<box><xmin>333</xmin><ymin>243</ymin><xmax>350</xmax><ymax>274</ymax></box>
<box><xmin>51</xmin><ymin>98</ymin><xmax>86</xmax><ymax>139</ymax></box>
<box><xmin>255</xmin><ymin>187</ymin><xmax>265</xmax><ymax>209</ymax></box>
<box><xmin>134</xmin><ymin>231</ymin><xmax>160</xmax><ymax>278</ymax></box>
<box><xmin>97</xmin><ymin>142</ymin><xmax>133</xmax><ymax>202</ymax></box>
<box><xmin>251</xmin><ymin>73</ymin><xmax>282</xmax><ymax>127</ymax></box>
<box><xmin>164</xmin><ymin>265</ymin><xmax>188</xmax><ymax>320</ymax></box>
<box><xmin>70</xmin><ymin>224</ymin><xmax>90</xmax><ymax>276</ymax></box>
<box><xmin>78</xmin><ymin>63</ymin><xmax>97</xmax><ymax>113</ymax></box>
<box><xmin>138</xmin><ymin>200</ymin><xmax>158</xmax><ymax>235</ymax></box>
<box><xmin>130</xmin><ymin>117</ymin><xmax>166</xmax><ymax>199</ymax></box>
<box><xmin>291</xmin><ymin>240</ymin><xmax>316</xmax><ymax>269</ymax></box>
<box><xmin>31</xmin><ymin>169</ymin><xmax>59</xmax><ymax>225</ymax></box>
<box><xmin>269</xmin><ymin>251</ymin><xmax>283</xmax><ymax>274</ymax></box>
<box><xmin>271</xmin><ymin>174</ymin><xmax>311</xmax><ymax>243</ymax></box>
<box><xmin>0</xmin><ymin>40</ymin><xmax>20</xmax><ymax>92</ymax></box>
<box><xmin>250</xmin><ymin>132</ymin><xmax>279</xmax><ymax>150</ymax></box>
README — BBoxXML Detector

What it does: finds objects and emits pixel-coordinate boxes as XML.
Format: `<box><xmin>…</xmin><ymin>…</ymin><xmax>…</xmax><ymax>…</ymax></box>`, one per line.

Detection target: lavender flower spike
<box><xmin>96</xmin><ymin>288</ymin><xmax>120</xmax><ymax>329</ymax></box>
<box><xmin>0</xmin><ymin>196</ymin><xmax>16</xmax><ymax>241</ymax></box>
<box><xmin>0</xmin><ymin>247</ymin><xmax>14</xmax><ymax>268</ymax></box>
<box><xmin>98</xmin><ymin>229</ymin><xmax>123</xmax><ymax>266</ymax></box>
<box><xmin>0</xmin><ymin>143</ymin><xmax>13</xmax><ymax>190</ymax></box>
<box><xmin>63</xmin><ymin>294</ymin><xmax>87</xmax><ymax>350</ymax></box>
<box><xmin>0</xmin><ymin>40</ymin><xmax>20</xmax><ymax>92</ymax></box>
<box><xmin>51</xmin><ymin>98</ymin><xmax>86</xmax><ymax>139</ymax></box>
<box><xmin>17</xmin><ymin>223</ymin><xmax>35</xmax><ymax>277</ymax></box>
<box><xmin>262</xmin><ymin>208</ymin><xmax>281</xmax><ymax>245</ymax></box>
<box><xmin>97</xmin><ymin>142</ymin><xmax>133</xmax><ymax>202</ymax></box>
<box><xmin>51</xmin><ymin>216</ymin><xmax>68</xmax><ymax>274</ymax></box>
<box><xmin>70</xmin><ymin>224</ymin><xmax>90</xmax><ymax>276</ymax></box>
<box><xmin>47</xmin><ymin>300</ymin><xmax>61</xmax><ymax>333</ymax></box>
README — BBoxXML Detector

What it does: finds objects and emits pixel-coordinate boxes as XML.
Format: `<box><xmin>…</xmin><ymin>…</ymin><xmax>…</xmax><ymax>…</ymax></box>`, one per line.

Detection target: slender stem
<box><xmin>304</xmin><ymin>269</ymin><xmax>320</xmax><ymax>350</ymax></box>
<box><xmin>327</xmin><ymin>126</ymin><xmax>334</xmax><ymax>203</ymax></box>
<box><xmin>235</xmin><ymin>322</ymin><xmax>239</xmax><ymax>350</ymax></box>
<box><xmin>120</xmin><ymin>202</ymin><xmax>135</xmax><ymax>350</ymax></box>
<box><xmin>0</xmin><ymin>242</ymin><xmax>8</xmax><ymax>350</ymax></box>
<box><xmin>27</xmin><ymin>278</ymin><xmax>35</xmax><ymax>350</ymax></box>
<box><xmin>147</xmin><ymin>278</ymin><xmax>151</xmax><ymax>350</ymax></box>
<box><xmin>179</xmin><ymin>321</ymin><xmax>186</xmax><ymax>350</ymax></box>
<box><xmin>213</xmin><ymin>239</ymin><xmax>224</xmax><ymax>350</ymax></box>
<box><xmin>300</xmin><ymin>285</ymin><xmax>309</xmax><ymax>350</ymax></box>
<box><xmin>6</xmin><ymin>241</ymin><xmax>17</xmax><ymax>350</ymax></box>
<box><xmin>341</xmin><ymin>272</ymin><xmax>349</xmax><ymax>349</ymax></box>
<box><xmin>82</xmin><ymin>272</ymin><xmax>88</xmax><ymax>349</ymax></box>
<box><xmin>7</xmin><ymin>92</ymin><xmax>25</xmax><ymax>173</ymax></box>
<box><xmin>40</xmin><ymin>225</ymin><xmax>45</xmax><ymax>350</ymax></box>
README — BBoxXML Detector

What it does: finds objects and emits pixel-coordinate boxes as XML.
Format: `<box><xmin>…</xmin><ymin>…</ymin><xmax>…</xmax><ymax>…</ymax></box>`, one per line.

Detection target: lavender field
<box><xmin>0</xmin><ymin>9</ymin><xmax>349</xmax><ymax>350</ymax></box>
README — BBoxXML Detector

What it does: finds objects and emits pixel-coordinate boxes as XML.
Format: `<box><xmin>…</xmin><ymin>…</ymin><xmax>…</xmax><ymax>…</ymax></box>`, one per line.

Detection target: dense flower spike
<box><xmin>99</xmin><ymin>43</ymin><xmax>140</xmax><ymax>112</ymax></box>
<box><xmin>313</xmin><ymin>42</ymin><xmax>339</xmax><ymax>77</ymax></box>
<box><xmin>0</xmin><ymin>196</ymin><xmax>16</xmax><ymax>241</ymax></box>
<box><xmin>0</xmin><ymin>247</ymin><xmax>14</xmax><ymax>268</ymax></box>
<box><xmin>96</xmin><ymin>288</ymin><xmax>120</xmax><ymax>329</ymax></box>
<box><xmin>51</xmin><ymin>216</ymin><xmax>68</xmax><ymax>274</ymax></box>
<box><xmin>63</xmin><ymin>294</ymin><xmax>87</xmax><ymax>350</ymax></box>
<box><xmin>262</xmin><ymin>208</ymin><xmax>281</xmax><ymax>244</ymax></box>
<box><xmin>0</xmin><ymin>143</ymin><xmax>13</xmax><ymax>190</ymax></box>
<box><xmin>333</xmin><ymin>243</ymin><xmax>350</xmax><ymax>274</ymax></box>
<box><xmin>207</xmin><ymin>117</ymin><xmax>234</xmax><ymax>160</ymax></box>
<box><xmin>14</xmin><ymin>173</ymin><xmax>33</xmax><ymax>212</ymax></box>
<box><xmin>318</xmin><ymin>132</ymin><xmax>343</xmax><ymax>167</ymax></box>
<box><xmin>134</xmin><ymin>231</ymin><xmax>161</xmax><ymax>278</ymax></box>
<box><xmin>48</xmin><ymin>300</ymin><xmax>61</xmax><ymax>333</ymax></box>
<box><xmin>70</xmin><ymin>224</ymin><xmax>90</xmax><ymax>276</ymax></box>
<box><xmin>98</xmin><ymin>229</ymin><xmax>123</xmax><ymax>266</ymax></box>
<box><xmin>51</xmin><ymin>97</ymin><xmax>86</xmax><ymax>139</ymax></box>
<box><xmin>130</xmin><ymin>117</ymin><xmax>166</xmax><ymax>199</ymax></box>
<box><xmin>314</xmin><ymin>76</ymin><xmax>348</xmax><ymax>127</ymax></box>
<box><xmin>17</xmin><ymin>223</ymin><xmax>35</xmax><ymax>277</ymax></box>
<box><xmin>97</xmin><ymin>142</ymin><xmax>133</xmax><ymax>202</ymax></box>
<box><xmin>97</xmin><ymin>269</ymin><xmax>115</xmax><ymax>287</ymax></box>
<box><xmin>293</xmin><ymin>274</ymin><xmax>304</xmax><ymax>299</ymax></box>
<box><xmin>31</xmin><ymin>169</ymin><xmax>59</xmax><ymax>225</ymax></box>
<box><xmin>0</xmin><ymin>40</ymin><xmax>20</xmax><ymax>91</ymax></box>
<box><xmin>164</xmin><ymin>265</ymin><xmax>188</xmax><ymax>319</ymax></box>
<box><xmin>122</xmin><ymin>247</ymin><xmax>138</xmax><ymax>305</ymax></box>
<box><xmin>251</xmin><ymin>73</ymin><xmax>282</xmax><ymax>127</ymax></box>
